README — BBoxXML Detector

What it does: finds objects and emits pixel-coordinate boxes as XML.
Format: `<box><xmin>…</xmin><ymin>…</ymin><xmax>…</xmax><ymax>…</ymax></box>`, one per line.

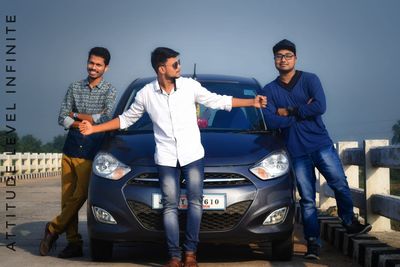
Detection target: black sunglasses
<box><xmin>161</xmin><ymin>59</ymin><xmax>181</xmax><ymax>70</ymax></box>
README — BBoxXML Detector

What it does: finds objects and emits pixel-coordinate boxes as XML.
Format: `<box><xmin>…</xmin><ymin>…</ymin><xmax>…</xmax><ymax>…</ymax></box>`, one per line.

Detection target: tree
<box><xmin>392</xmin><ymin>120</ymin><xmax>400</xmax><ymax>144</ymax></box>
<box><xmin>51</xmin><ymin>134</ymin><xmax>67</xmax><ymax>151</ymax></box>
<box><xmin>17</xmin><ymin>134</ymin><xmax>43</xmax><ymax>153</ymax></box>
<box><xmin>0</xmin><ymin>130</ymin><xmax>19</xmax><ymax>153</ymax></box>
<box><xmin>42</xmin><ymin>134</ymin><xmax>67</xmax><ymax>153</ymax></box>
<box><xmin>1</xmin><ymin>132</ymin><xmax>66</xmax><ymax>153</ymax></box>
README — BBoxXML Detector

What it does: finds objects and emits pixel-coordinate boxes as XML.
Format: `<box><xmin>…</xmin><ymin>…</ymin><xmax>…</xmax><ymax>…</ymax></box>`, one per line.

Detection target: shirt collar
<box><xmin>276</xmin><ymin>70</ymin><xmax>302</xmax><ymax>91</ymax></box>
<box><xmin>84</xmin><ymin>77</ymin><xmax>105</xmax><ymax>89</ymax></box>
<box><xmin>175</xmin><ymin>77</ymin><xmax>182</xmax><ymax>90</ymax></box>
<box><xmin>154</xmin><ymin>77</ymin><xmax>181</xmax><ymax>94</ymax></box>
<box><xmin>154</xmin><ymin>79</ymin><xmax>162</xmax><ymax>93</ymax></box>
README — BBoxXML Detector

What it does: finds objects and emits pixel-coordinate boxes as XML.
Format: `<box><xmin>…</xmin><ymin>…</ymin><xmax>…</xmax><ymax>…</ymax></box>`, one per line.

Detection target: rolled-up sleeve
<box><xmin>118</xmin><ymin>90</ymin><xmax>146</xmax><ymax>129</ymax></box>
<box><xmin>194</xmin><ymin>82</ymin><xmax>232</xmax><ymax>111</ymax></box>
<box><xmin>93</xmin><ymin>86</ymin><xmax>117</xmax><ymax>124</ymax></box>
<box><xmin>58</xmin><ymin>84</ymin><xmax>74</xmax><ymax>129</ymax></box>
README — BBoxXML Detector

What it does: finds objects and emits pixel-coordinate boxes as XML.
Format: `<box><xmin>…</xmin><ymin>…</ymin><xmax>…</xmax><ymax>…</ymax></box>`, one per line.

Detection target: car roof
<box><xmin>131</xmin><ymin>74</ymin><xmax>260</xmax><ymax>86</ymax></box>
<box><xmin>115</xmin><ymin>73</ymin><xmax>262</xmax><ymax>117</ymax></box>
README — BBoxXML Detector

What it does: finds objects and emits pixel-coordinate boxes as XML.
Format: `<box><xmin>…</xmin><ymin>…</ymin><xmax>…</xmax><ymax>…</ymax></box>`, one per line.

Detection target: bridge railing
<box><xmin>2</xmin><ymin>141</ymin><xmax>399</xmax><ymax>232</ymax></box>
<box><xmin>317</xmin><ymin>139</ymin><xmax>400</xmax><ymax>232</ymax></box>
<box><xmin>0</xmin><ymin>152</ymin><xmax>62</xmax><ymax>177</ymax></box>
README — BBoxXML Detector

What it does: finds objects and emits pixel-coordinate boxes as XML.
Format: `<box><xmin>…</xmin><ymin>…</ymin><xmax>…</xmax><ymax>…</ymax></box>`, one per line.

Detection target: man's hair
<box><xmin>273</xmin><ymin>39</ymin><xmax>296</xmax><ymax>55</ymax></box>
<box><xmin>88</xmin><ymin>47</ymin><xmax>111</xmax><ymax>66</ymax></box>
<box><xmin>151</xmin><ymin>47</ymin><xmax>180</xmax><ymax>73</ymax></box>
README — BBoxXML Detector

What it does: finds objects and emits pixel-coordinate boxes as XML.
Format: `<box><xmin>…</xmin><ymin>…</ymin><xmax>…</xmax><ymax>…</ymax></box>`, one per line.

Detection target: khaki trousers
<box><xmin>49</xmin><ymin>154</ymin><xmax>92</xmax><ymax>244</ymax></box>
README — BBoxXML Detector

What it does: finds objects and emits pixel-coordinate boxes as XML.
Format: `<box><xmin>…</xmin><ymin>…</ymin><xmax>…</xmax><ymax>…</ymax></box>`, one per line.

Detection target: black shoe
<box><xmin>39</xmin><ymin>222</ymin><xmax>59</xmax><ymax>256</ymax></box>
<box><xmin>344</xmin><ymin>218</ymin><xmax>372</xmax><ymax>237</ymax></box>
<box><xmin>58</xmin><ymin>242</ymin><xmax>83</xmax><ymax>258</ymax></box>
<box><xmin>304</xmin><ymin>238</ymin><xmax>320</xmax><ymax>260</ymax></box>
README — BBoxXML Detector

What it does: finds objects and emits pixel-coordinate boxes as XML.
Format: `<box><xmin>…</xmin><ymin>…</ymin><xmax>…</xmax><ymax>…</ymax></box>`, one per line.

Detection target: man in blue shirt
<box><xmin>259</xmin><ymin>39</ymin><xmax>371</xmax><ymax>260</ymax></box>
<box><xmin>39</xmin><ymin>47</ymin><xmax>116</xmax><ymax>258</ymax></box>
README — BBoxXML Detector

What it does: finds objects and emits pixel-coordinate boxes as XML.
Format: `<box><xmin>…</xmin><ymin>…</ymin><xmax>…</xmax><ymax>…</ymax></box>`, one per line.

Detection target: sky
<box><xmin>1</xmin><ymin>0</ymin><xmax>400</xmax><ymax>144</ymax></box>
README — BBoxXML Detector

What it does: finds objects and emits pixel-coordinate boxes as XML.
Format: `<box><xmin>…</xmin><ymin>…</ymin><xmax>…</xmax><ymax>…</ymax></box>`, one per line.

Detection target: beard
<box><xmin>166</xmin><ymin>72</ymin><xmax>180</xmax><ymax>82</ymax></box>
<box><xmin>277</xmin><ymin>66</ymin><xmax>294</xmax><ymax>75</ymax></box>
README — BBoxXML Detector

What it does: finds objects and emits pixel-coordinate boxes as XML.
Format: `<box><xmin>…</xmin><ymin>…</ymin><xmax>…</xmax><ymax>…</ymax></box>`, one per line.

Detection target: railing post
<box><xmin>337</xmin><ymin>141</ymin><xmax>359</xmax><ymax>214</ymax></box>
<box><xmin>364</xmin><ymin>139</ymin><xmax>391</xmax><ymax>231</ymax></box>
<box><xmin>38</xmin><ymin>153</ymin><xmax>44</xmax><ymax>172</ymax></box>
<box><xmin>4</xmin><ymin>153</ymin><xmax>13</xmax><ymax>176</ymax></box>
<box><xmin>16</xmin><ymin>153</ymin><xmax>22</xmax><ymax>175</ymax></box>
<box><xmin>45</xmin><ymin>153</ymin><xmax>50</xmax><ymax>172</ymax></box>
<box><xmin>0</xmin><ymin>154</ymin><xmax>4</xmax><ymax>176</ymax></box>
<box><xmin>51</xmin><ymin>153</ymin><xmax>55</xmax><ymax>171</ymax></box>
<box><xmin>59</xmin><ymin>154</ymin><xmax>62</xmax><ymax>171</ymax></box>
<box><xmin>25</xmin><ymin>153</ymin><xmax>31</xmax><ymax>174</ymax></box>
<box><xmin>31</xmin><ymin>153</ymin><xmax>38</xmax><ymax>173</ymax></box>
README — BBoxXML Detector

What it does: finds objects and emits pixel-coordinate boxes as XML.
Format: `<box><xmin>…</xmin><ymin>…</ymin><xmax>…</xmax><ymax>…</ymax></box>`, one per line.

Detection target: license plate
<box><xmin>152</xmin><ymin>193</ymin><xmax>226</xmax><ymax>210</ymax></box>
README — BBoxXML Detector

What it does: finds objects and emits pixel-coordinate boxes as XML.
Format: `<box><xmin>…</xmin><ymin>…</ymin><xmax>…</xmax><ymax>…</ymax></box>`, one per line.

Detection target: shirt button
<box><xmin>79</xmin><ymin>145</ymin><xmax>83</xmax><ymax>149</ymax></box>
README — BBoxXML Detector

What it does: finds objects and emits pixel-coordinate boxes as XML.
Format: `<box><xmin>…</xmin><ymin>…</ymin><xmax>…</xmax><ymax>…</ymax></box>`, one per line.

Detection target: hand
<box><xmin>276</xmin><ymin>108</ymin><xmax>289</xmax><ymax>116</ymax></box>
<box><xmin>254</xmin><ymin>95</ymin><xmax>267</xmax><ymax>108</ymax></box>
<box><xmin>79</xmin><ymin>120</ymin><xmax>94</xmax><ymax>135</ymax></box>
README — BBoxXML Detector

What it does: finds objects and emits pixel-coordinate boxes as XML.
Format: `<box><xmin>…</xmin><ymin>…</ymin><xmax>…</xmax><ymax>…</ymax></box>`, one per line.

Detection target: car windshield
<box><xmin>122</xmin><ymin>80</ymin><xmax>266</xmax><ymax>132</ymax></box>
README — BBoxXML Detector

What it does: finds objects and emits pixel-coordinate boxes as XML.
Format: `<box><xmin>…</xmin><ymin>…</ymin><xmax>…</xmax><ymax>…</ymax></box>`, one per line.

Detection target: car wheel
<box><xmin>271</xmin><ymin>234</ymin><xmax>293</xmax><ymax>261</ymax></box>
<box><xmin>90</xmin><ymin>238</ymin><xmax>113</xmax><ymax>261</ymax></box>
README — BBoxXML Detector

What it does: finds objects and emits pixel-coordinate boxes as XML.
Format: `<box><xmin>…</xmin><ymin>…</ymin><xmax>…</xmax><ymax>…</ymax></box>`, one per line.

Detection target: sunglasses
<box><xmin>161</xmin><ymin>59</ymin><xmax>181</xmax><ymax>70</ymax></box>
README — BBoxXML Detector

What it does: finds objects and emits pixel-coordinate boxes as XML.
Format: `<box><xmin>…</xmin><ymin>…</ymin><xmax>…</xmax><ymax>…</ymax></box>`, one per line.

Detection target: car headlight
<box><xmin>250</xmin><ymin>150</ymin><xmax>289</xmax><ymax>180</ymax></box>
<box><xmin>93</xmin><ymin>152</ymin><xmax>131</xmax><ymax>180</ymax></box>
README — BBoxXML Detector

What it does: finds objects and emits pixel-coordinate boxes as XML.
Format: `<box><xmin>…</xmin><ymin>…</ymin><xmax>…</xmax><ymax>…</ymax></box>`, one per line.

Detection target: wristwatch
<box><xmin>287</xmin><ymin>107</ymin><xmax>298</xmax><ymax>117</ymax></box>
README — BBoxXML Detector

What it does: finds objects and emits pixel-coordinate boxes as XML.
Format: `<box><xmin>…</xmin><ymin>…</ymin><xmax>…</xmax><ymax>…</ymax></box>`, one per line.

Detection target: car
<box><xmin>87</xmin><ymin>74</ymin><xmax>296</xmax><ymax>261</ymax></box>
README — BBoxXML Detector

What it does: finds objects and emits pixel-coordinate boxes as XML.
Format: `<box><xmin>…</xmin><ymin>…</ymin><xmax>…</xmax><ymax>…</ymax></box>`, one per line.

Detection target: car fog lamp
<box><xmin>92</xmin><ymin>206</ymin><xmax>117</xmax><ymax>224</ymax></box>
<box><xmin>263</xmin><ymin>207</ymin><xmax>288</xmax><ymax>225</ymax></box>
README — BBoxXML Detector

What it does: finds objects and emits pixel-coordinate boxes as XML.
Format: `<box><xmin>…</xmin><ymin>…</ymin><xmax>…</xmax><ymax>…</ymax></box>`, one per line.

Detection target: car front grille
<box><xmin>127</xmin><ymin>200</ymin><xmax>252</xmax><ymax>232</ymax></box>
<box><xmin>127</xmin><ymin>172</ymin><xmax>252</xmax><ymax>187</ymax></box>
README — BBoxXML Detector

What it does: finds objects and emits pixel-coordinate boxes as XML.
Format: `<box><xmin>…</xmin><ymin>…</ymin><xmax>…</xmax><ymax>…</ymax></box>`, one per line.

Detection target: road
<box><xmin>0</xmin><ymin>176</ymin><xmax>355</xmax><ymax>267</ymax></box>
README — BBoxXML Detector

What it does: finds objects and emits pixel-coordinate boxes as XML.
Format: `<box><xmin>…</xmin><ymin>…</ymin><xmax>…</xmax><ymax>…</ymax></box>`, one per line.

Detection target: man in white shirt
<box><xmin>80</xmin><ymin>47</ymin><xmax>266</xmax><ymax>267</ymax></box>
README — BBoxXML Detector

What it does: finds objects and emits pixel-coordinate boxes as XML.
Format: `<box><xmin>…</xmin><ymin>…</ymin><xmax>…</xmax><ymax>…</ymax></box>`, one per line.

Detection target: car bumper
<box><xmin>87</xmin><ymin>165</ymin><xmax>295</xmax><ymax>244</ymax></box>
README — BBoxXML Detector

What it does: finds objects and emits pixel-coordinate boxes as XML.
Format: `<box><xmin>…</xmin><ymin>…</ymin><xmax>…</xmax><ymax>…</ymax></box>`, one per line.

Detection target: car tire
<box><xmin>90</xmin><ymin>238</ymin><xmax>113</xmax><ymax>261</ymax></box>
<box><xmin>271</xmin><ymin>233</ymin><xmax>293</xmax><ymax>261</ymax></box>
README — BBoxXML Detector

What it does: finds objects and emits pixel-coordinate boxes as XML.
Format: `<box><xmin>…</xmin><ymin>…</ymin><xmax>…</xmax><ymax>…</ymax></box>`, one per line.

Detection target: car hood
<box><xmin>100</xmin><ymin>131</ymin><xmax>286</xmax><ymax>167</ymax></box>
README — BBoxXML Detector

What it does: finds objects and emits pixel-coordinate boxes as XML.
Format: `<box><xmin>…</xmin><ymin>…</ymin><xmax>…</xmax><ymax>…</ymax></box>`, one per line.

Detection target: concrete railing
<box><xmin>0</xmin><ymin>152</ymin><xmax>62</xmax><ymax>177</ymax></box>
<box><xmin>317</xmin><ymin>139</ymin><xmax>400</xmax><ymax>232</ymax></box>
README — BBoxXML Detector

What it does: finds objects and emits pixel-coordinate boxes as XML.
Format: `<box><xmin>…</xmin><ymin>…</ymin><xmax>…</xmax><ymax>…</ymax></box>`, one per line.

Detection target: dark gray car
<box><xmin>87</xmin><ymin>74</ymin><xmax>296</xmax><ymax>261</ymax></box>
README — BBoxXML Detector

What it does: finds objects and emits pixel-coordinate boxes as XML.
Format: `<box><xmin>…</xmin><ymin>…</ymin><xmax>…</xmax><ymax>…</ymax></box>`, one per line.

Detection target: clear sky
<box><xmin>1</xmin><ymin>0</ymin><xmax>399</xmax><ymax>143</ymax></box>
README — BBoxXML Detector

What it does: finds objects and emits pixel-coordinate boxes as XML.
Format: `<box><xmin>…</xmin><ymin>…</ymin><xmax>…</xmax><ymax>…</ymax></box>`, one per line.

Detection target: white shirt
<box><xmin>119</xmin><ymin>77</ymin><xmax>233</xmax><ymax>167</ymax></box>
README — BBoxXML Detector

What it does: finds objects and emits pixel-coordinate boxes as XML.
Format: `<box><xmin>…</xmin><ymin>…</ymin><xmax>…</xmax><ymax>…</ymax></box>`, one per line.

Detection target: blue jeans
<box><xmin>292</xmin><ymin>145</ymin><xmax>354</xmax><ymax>242</ymax></box>
<box><xmin>158</xmin><ymin>158</ymin><xmax>204</xmax><ymax>259</ymax></box>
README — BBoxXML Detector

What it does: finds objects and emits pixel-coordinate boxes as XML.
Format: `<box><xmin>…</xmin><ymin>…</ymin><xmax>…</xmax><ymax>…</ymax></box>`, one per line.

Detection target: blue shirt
<box><xmin>58</xmin><ymin>78</ymin><xmax>117</xmax><ymax>160</ymax></box>
<box><xmin>259</xmin><ymin>71</ymin><xmax>332</xmax><ymax>157</ymax></box>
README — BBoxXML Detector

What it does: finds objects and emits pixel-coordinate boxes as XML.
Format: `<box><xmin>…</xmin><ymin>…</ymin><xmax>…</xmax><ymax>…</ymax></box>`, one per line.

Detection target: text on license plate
<box><xmin>152</xmin><ymin>193</ymin><xmax>226</xmax><ymax>210</ymax></box>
